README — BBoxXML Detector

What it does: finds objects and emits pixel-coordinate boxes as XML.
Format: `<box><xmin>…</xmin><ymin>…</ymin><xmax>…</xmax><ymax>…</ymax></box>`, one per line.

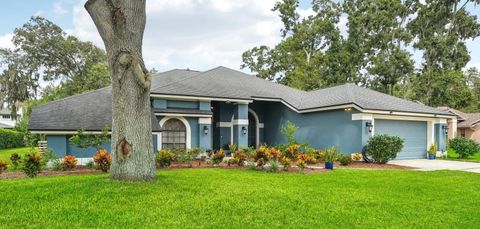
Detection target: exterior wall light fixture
<box><xmin>203</xmin><ymin>126</ymin><xmax>209</xmax><ymax>135</ymax></box>
<box><xmin>242</xmin><ymin>126</ymin><xmax>247</xmax><ymax>135</ymax></box>
<box><xmin>366</xmin><ymin>121</ymin><xmax>373</xmax><ymax>133</ymax></box>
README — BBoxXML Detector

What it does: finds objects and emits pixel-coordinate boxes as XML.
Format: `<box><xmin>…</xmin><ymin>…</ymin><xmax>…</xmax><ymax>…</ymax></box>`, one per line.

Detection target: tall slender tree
<box><xmin>85</xmin><ymin>0</ymin><xmax>156</xmax><ymax>180</ymax></box>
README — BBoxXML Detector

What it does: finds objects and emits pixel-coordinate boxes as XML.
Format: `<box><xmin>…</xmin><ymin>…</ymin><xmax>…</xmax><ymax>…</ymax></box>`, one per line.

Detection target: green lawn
<box><xmin>0</xmin><ymin>147</ymin><xmax>36</xmax><ymax>165</ymax></box>
<box><xmin>445</xmin><ymin>149</ymin><xmax>480</xmax><ymax>162</ymax></box>
<box><xmin>0</xmin><ymin>169</ymin><xmax>479</xmax><ymax>228</ymax></box>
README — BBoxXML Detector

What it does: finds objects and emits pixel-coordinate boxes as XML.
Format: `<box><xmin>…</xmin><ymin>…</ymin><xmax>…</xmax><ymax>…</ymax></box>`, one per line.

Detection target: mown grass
<box><xmin>445</xmin><ymin>149</ymin><xmax>480</xmax><ymax>162</ymax></box>
<box><xmin>0</xmin><ymin>147</ymin><xmax>36</xmax><ymax>165</ymax></box>
<box><xmin>1</xmin><ymin>169</ymin><xmax>479</xmax><ymax>228</ymax></box>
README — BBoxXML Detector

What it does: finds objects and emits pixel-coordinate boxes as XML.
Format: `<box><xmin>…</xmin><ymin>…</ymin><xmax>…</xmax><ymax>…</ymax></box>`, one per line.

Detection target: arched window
<box><xmin>162</xmin><ymin>118</ymin><xmax>186</xmax><ymax>149</ymax></box>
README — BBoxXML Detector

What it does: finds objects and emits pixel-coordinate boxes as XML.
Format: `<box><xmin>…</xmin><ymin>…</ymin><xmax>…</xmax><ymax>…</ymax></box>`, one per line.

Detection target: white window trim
<box><xmin>159</xmin><ymin>116</ymin><xmax>192</xmax><ymax>150</ymax></box>
<box><xmin>248</xmin><ymin>108</ymin><xmax>260</xmax><ymax>148</ymax></box>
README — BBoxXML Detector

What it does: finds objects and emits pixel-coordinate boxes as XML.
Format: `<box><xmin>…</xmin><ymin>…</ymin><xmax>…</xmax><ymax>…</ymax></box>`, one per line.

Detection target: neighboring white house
<box><xmin>0</xmin><ymin>108</ymin><xmax>21</xmax><ymax>129</ymax></box>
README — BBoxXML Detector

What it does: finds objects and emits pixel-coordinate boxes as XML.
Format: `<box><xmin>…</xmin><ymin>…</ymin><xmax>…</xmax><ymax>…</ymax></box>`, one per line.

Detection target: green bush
<box><xmin>0</xmin><ymin>160</ymin><xmax>8</xmax><ymax>174</ymax></box>
<box><xmin>428</xmin><ymin>143</ymin><xmax>438</xmax><ymax>156</ymax></box>
<box><xmin>210</xmin><ymin>149</ymin><xmax>225</xmax><ymax>165</ymax></box>
<box><xmin>22</xmin><ymin>152</ymin><xmax>42</xmax><ymax>177</ymax></box>
<box><xmin>155</xmin><ymin>149</ymin><xmax>175</xmax><ymax>168</ymax></box>
<box><xmin>10</xmin><ymin>153</ymin><xmax>22</xmax><ymax>170</ymax></box>
<box><xmin>175</xmin><ymin>148</ymin><xmax>201</xmax><ymax>167</ymax></box>
<box><xmin>448</xmin><ymin>138</ymin><xmax>480</xmax><ymax>159</ymax></box>
<box><xmin>324</xmin><ymin>146</ymin><xmax>341</xmax><ymax>163</ymax></box>
<box><xmin>0</xmin><ymin>128</ymin><xmax>24</xmax><ymax>149</ymax></box>
<box><xmin>338</xmin><ymin>155</ymin><xmax>352</xmax><ymax>166</ymax></box>
<box><xmin>367</xmin><ymin>135</ymin><xmax>404</xmax><ymax>163</ymax></box>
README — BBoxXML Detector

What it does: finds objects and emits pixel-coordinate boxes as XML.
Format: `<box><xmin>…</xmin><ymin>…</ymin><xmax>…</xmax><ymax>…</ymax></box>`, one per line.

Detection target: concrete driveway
<box><xmin>389</xmin><ymin>159</ymin><xmax>480</xmax><ymax>173</ymax></box>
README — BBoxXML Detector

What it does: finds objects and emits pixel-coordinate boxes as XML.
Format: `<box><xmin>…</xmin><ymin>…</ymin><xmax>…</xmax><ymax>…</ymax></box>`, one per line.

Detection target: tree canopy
<box><xmin>0</xmin><ymin>16</ymin><xmax>110</xmax><ymax>118</ymax></box>
<box><xmin>242</xmin><ymin>0</ymin><xmax>480</xmax><ymax>111</ymax></box>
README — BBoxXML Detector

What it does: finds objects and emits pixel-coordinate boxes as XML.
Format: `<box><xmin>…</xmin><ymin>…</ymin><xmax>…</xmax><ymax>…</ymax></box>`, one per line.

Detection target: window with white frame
<box><xmin>162</xmin><ymin>118</ymin><xmax>186</xmax><ymax>149</ymax></box>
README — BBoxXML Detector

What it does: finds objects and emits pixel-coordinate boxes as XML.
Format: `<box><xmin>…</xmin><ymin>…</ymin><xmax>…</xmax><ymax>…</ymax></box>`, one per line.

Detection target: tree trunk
<box><xmin>85</xmin><ymin>0</ymin><xmax>156</xmax><ymax>180</ymax></box>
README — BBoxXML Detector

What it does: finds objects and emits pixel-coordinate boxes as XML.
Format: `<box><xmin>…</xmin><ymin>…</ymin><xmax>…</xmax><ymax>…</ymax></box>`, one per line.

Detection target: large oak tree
<box><xmin>85</xmin><ymin>0</ymin><xmax>156</xmax><ymax>180</ymax></box>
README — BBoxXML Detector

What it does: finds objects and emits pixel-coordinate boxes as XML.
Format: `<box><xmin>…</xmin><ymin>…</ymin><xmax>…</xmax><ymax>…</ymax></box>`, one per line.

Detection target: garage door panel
<box><xmin>375</xmin><ymin>119</ymin><xmax>427</xmax><ymax>159</ymax></box>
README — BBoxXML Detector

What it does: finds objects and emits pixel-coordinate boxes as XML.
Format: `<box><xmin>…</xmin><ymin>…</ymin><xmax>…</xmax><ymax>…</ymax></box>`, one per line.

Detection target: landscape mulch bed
<box><xmin>0</xmin><ymin>161</ymin><xmax>413</xmax><ymax>180</ymax></box>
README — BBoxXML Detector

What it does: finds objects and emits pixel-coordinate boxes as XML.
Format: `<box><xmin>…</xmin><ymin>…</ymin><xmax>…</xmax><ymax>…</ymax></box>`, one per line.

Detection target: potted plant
<box><xmin>324</xmin><ymin>146</ymin><xmax>340</xmax><ymax>170</ymax></box>
<box><xmin>428</xmin><ymin>143</ymin><xmax>437</xmax><ymax>160</ymax></box>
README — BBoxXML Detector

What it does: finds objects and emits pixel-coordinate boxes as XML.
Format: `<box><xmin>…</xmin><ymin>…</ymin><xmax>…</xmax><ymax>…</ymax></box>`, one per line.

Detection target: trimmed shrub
<box><xmin>280</xmin><ymin>156</ymin><xmax>292</xmax><ymax>171</ymax></box>
<box><xmin>338</xmin><ymin>155</ymin><xmax>352</xmax><ymax>166</ymax></box>
<box><xmin>284</xmin><ymin>144</ymin><xmax>301</xmax><ymax>159</ymax></box>
<box><xmin>232</xmin><ymin>149</ymin><xmax>248</xmax><ymax>166</ymax></box>
<box><xmin>210</xmin><ymin>149</ymin><xmax>225</xmax><ymax>165</ymax></box>
<box><xmin>448</xmin><ymin>138</ymin><xmax>480</xmax><ymax>159</ymax></box>
<box><xmin>61</xmin><ymin>155</ymin><xmax>78</xmax><ymax>170</ymax></box>
<box><xmin>155</xmin><ymin>148</ymin><xmax>175</xmax><ymax>168</ymax></box>
<box><xmin>0</xmin><ymin>160</ymin><xmax>8</xmax><ymax>174</ymax></box>
<box><xmin>267</xmin><ymin>160</ymin><xmax>279</xmax><ymax>173</ymax></box>
<box><xmin>23</xmin><ymin>152</ymin><xmax>42</xmax><ymax>177</ymax></box>
<box><xmin>269</xmin><ymin>147</ymin><xmax>282</xmax><ymax>161</ymax></box>
<box><xmin>93</xmin><ymin>149</ymin><xmax>111</xmax><ymax>172</ymax></box>
<box><xmin>85</xmin><ymin>160</ymin><xmax>96</xmax><ymax>169</ymax></box>
<box><xmin>0</xmin><ymin>129</ymin><xmax>24</xmax><ymax>149</ymax></box>
<box><xmin>176</xmin><ymin>147</ymin><xmax>201</xmax><ymax>167</ymax></box>
<box><xmin>253</xmin><ymin>146</ymin><xmax>271</xmax><ymax>167</ymax></box>
<box><xmin>324</xmin><ymin>146</ymin><xmax>341</xmax><ymax>163</ymax></box>
<box><xmin>367</xmin><ymin>135</ymin><xmax>404</xmax><ymax>163</ymax></box>
<box><xmin>10</xmin><ymin>153</ymin><xmax>21</xmax><ymax>170</ymax></box>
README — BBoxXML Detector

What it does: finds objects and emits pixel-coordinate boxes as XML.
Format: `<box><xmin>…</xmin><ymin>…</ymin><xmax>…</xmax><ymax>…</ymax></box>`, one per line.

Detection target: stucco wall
<box><xmin>464</xmin><ymin>126</ymin><xmax>480</xmax><ymax>143</ymax></box>
<box><xmin>47</xmin><ymin>134</ymin><xmax>158</xmax><ymax>158</ymax></box>
<box><xmin>263</xmin><ymin>102</ymin><xmax>363</xmax><ymax>154</ymax></box>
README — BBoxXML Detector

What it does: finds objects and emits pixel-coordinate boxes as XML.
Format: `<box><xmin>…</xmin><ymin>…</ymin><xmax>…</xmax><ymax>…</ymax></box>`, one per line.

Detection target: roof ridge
<box><xmin>150</xmin><ymin>70</ymin><xmax>203</xmax><ymax>91</ymax></box>
<box><xmin>34</xmin><ymin>86</ymin><xmax>112</xmax><ymax>108</ymax></box>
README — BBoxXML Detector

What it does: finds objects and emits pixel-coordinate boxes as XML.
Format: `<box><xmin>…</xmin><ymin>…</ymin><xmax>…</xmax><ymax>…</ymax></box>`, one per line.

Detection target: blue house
<box><xmin>29</xmin><ymin>66</ymin><xmax>454</xmax><ymax>160</ymax></box>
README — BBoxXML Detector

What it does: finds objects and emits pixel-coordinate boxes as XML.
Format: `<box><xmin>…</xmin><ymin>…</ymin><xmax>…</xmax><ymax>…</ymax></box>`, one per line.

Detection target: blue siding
<box><xmin>152</xmin><ymin>99</ymin><xmax>167</xmax><ymax>109</ymax></box>
<box><xmin>47</xmin><ymin>135</ymin><xmax>68</xmax><ymax>157</ymax></box>
<box><xmin>198</xmin><ymin>124</ymin><xmax>212</xmax><ymax>151</ymax></box>
<box><xmin>199</xmin><ymin>101</ymin><xmax>211</xmax><ymax>111</ymax></box>
<box><xmin>48</xmin><ymin>134</ymin><xmax>158</xmax><ymax>158</ymax></box>
<box><xmin>67</xmin><ymin>140</ymin><xmax>111</xmax><ymax>158</ymax></box>
<box><xmin>264</xmin><ymin>102</ymin><xmax>363</xmax><ymax>154</ymax></box>
<box><xmin>167</xmin><ymin>100</ymin><xmax>198</xmax><ymax>109</ymax></box>
<box><xmin>375</xmin><ymin>120</ymin><xmax>427</xmax><ymax>159</ymax></box>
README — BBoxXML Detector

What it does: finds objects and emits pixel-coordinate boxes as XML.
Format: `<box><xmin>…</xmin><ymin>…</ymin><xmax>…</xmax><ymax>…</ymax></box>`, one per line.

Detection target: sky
<box><xmin>0</xmin><ymin>0</ymin><xmax>479</xmax><ymax>73</ymax></box>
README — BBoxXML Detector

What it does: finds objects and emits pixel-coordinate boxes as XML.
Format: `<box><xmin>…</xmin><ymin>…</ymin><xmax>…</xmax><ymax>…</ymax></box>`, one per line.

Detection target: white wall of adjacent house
<box><xmin>0</xmin><ymin>108</ymin><xmax>22</xmax><ymax>128</ymax></box>
<box><xmin>0</xmin><ymin>113</ymin><xmax>16</xmax><ymax>128</ymax></box>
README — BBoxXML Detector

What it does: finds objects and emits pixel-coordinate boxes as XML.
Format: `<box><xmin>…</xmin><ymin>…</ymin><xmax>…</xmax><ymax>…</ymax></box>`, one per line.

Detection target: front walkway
<box><xmin>389</xmin><ymin>159</ymin><xmax>480</xmax><ymax>173</ymax></box>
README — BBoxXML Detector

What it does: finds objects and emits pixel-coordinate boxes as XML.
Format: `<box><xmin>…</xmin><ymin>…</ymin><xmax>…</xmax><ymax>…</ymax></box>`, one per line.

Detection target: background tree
<box><xmin>242</xmin><ymin>0</ymin><xmax>480</xmax><ymax>112</ymax></box>
<box><xmin>85</xmin><ymin>0</ymin><xmax>156</xmax><ymax>180</ymax></box>
<box><xmin>408</xmin><ymin>0</ymin><xmax>480</xmax><ymax>106</ymax></box>
<box><xmin>0</xmin><ymin>16</ymin><xmax>110</xmax><ymax>119</ymax></box>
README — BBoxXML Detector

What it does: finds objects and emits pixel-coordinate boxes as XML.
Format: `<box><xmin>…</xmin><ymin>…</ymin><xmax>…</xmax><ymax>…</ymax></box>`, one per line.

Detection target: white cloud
<box><xmin>466</xmin><ymin>62</ymin><xmax>480</xmax><ymax>70</ymax></box>
<box><xmin>34</xmin><ymin>10</ymin><xmax>44</xmax><ymax>17</ymax></box>
<box><xmin>67</xmin><ymin>0</ymin><xmax>284</xmax><ymax>72</ymax></box>
<box><xmin>53</xmin><ymin>2</ymin><xmax>68</xmax><ymax>16</ymax></box>
<box><xmin>0</xmin><ymin>34</ymin><xmax>13</xmax><ymax>49</ymax></box>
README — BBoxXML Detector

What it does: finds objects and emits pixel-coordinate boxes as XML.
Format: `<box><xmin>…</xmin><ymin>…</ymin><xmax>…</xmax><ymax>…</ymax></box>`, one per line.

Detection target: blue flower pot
<box><xmin>325</xmin><ymin>162</ymin><xmax>334</xmax><ymax>170</ymax></box>
<box><xmin>428</xmin><ymin>154</ymin><xmax>436</xmax><ymax>160</ymax></box>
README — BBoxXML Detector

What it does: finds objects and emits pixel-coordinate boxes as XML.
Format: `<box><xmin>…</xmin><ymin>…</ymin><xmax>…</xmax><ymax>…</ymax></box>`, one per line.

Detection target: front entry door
<box><xmin>248</xmin><ymin>112</ymin><xmax>256</xmax><ymax>147</ymax></box>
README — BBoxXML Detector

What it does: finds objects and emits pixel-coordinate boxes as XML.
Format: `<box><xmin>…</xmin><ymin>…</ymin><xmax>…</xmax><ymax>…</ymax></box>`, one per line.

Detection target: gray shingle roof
<box><xmin>29</xmin><ymin>66</ymin><xmax>452</xmax><ymax>132</ymax></box>
<box><xmin>151</xmin><ymin>66</ymin><xmax>451</xmax><ymax>115</ymax></box>
<box><xmin>29</xmin><ymin>87</ymin><xmax>162</xmax><ymax>131</ymax></box>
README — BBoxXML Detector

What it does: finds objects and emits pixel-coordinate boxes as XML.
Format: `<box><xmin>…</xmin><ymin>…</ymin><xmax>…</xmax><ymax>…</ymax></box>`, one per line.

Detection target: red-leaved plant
<box><xmin>61</xmin><ymin>155</ymin><xmax>78</xmax><ymax>170</ymax></box>
<box><xmin>93</xmin><ymin>149</ymin><xmax>111</xmax><ymax>172</ymax></box>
